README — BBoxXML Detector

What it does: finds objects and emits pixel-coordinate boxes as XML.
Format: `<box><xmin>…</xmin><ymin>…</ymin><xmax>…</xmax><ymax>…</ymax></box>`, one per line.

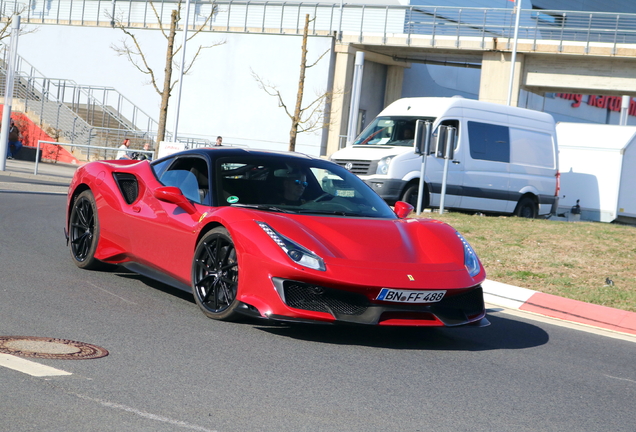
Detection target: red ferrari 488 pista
<box><xmin>65</xmin><ymin>148</ymin><xmax>489</xmax><ymax>327</ymax></box>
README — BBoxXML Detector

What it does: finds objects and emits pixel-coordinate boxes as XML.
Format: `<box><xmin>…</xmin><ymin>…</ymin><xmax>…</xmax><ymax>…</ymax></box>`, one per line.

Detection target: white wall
<box><xmin>17</xmin><ymin>24</ymin><xmax>333</xmax><ymax>155</ymax></box>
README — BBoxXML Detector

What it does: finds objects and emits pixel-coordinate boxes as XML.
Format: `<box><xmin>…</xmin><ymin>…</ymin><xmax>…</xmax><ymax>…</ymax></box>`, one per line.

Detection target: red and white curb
<box><xmin>482</xmin><ymin>279</ymin><xmax>636</xmax><ymax>336</ymax></box>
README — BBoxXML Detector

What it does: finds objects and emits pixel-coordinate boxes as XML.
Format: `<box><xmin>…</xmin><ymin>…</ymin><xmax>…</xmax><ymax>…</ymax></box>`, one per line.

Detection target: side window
<box><xmin>159</xmin><ymin>156</ymin><xmax>210</xmax><ymax>205</ymax></box>
<box><xmin>151</xmin><ymin>158</ymin><xmax>172</xmax><ymax>179</ymax></box>
<box><xmin>431</xmin><ymin>119</ymin><xmax>460</xmax><ymax>156</ymax></box>
<box><xmin>467</xmin><ymin>121</ymin><xmax>510</xmax><ymax>163</ymax></box>
<box><xmin>510</xmin><ymin>128</ymin><xmax>555</xmax><ymax>168</ymax></box>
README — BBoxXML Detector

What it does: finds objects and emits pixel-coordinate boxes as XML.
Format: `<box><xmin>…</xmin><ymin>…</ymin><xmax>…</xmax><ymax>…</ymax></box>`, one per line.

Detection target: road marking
<box><xmin>0</xmin><ymin>353</ymin><xmax>72</xmax><ymax>377</ymax></box>
<box><xmin>605</xmin><ymin>375</ymin><xmax>636</xmax><ymax>384</ymax></box>
<box><xmin>73</xmin><ymin>394</ymin><xmax>218</xmax><ymax>432</ymax></box>
<box><xmin>85</xmin><ymin>281</ymin><xmax>138</xmax><ymax>304</ymax></box>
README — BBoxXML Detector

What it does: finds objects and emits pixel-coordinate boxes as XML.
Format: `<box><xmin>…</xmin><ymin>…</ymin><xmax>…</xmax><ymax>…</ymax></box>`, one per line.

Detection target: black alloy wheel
<box><xmin>192</xmin><ymin>227</ymin><xmax>240</xmax><ymax>320</ymax></box>
<box><xmin>514</xmin><ymin>196</ymin><xmax>538</xmax><ymax>219</ymax></box>
<box><xmin>69</xmin><ymin>190</ymin><xmax>103</xmax><ymax>269</ymax></box>
<box><xmin>401</xmin><ymin>183</ymin><xmax>427</xmax><ymax>209</ymax></box>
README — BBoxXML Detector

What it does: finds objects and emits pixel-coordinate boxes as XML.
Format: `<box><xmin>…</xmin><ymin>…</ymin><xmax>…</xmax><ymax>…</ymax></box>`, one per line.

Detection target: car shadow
<box><xmin>115</xmin><ymin>271</ymin><xmax>195</xmax><ymax>304</ymax></box>
<box><xmin>253</xmin><ymin>309</ymin><xmax>549</xmax><ymax>351</ymax></box>
<box><xmin>111</xmin><ymin>271</ymin><xmax>549</xmax><ymax>351</ymax></box>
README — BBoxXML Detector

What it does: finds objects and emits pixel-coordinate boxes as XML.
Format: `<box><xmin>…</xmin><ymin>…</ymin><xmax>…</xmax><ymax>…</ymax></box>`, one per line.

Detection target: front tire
<box><xmin>514</xmin><ymin>196</ymin><xmax>537</xmax><ymax>218</ymax></box>
<box><xmin>69</xmin><ymin>190</ymin><xmax>103</xmax><ymax>269</ymax></box>
<box><xmin>192</xmin><ymin>227</ymin><xmax>240</xmax><ymax>320</ymax></box>
<box><xmin>401</xmin><ymin>182</ymin><xmax>428</xmax><ymax>209</ymax></box>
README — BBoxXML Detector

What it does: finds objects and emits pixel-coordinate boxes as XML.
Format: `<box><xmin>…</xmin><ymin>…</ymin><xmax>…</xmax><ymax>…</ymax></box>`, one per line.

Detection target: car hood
<box><xmin>331</xmin><ymin>145</ymin><xmax>406</xmax><ymax>161</ymax></box>
<box><xmin>259</xmin><ymin>212</ymin><xmax>465</xmax><ymax>269</ymax></box>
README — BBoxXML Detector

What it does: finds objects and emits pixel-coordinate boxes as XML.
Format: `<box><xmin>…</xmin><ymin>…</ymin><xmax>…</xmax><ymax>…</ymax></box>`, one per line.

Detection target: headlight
<box><xmin>376</xmin><ymin>156</ymin><xmax>393</xmax><ymax>175</ymax></box>
<box><xmin>456</xmin><ymin>232</ymin><xmax>481</xmax><ymax>277</ymax></box>
<box><xmin>257</xmin><ymin>222</ymin><xmax>326</xmax><ymax>271</ymax></box>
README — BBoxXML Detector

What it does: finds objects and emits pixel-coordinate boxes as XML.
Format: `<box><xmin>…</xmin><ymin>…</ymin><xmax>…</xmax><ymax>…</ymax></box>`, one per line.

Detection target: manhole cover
<box><xmin>0</xmin><ymin>336</ymin><xmax>108</xmax><ymax>360</ymax></box>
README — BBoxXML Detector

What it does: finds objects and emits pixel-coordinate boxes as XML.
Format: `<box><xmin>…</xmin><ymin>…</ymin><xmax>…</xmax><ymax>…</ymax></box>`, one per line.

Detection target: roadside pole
<box><xmin>414</xmin><ymin>120</ymin><xmax>431</xmax><ymax>215</ymax></box>
<box><xmin>506</xmin><ymin>0</ymin><xmax>522</xmax><ymax>106</ymax></box>
<box><xmin>172</xmin><ymin>0</ymin><xmax>191</xmax><ymax>143</ymax></box>
<box><xmin>346</xmin><ymin>52</ymin><xmax>364</xmax><ymax>146</ymax></box>
<box><xmin>0</xmin><ymin>16</ymin><xmax>20</xmax><ymax>171</ymax></box>
<box><xmin>438</xmin><ymin>126</ymin><xmax>456</xmax><ymax>215</ymax></box>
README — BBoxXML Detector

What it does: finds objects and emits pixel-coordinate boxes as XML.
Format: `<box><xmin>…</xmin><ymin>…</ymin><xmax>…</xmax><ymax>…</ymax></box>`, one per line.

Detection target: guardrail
<box><xmin>12</xmin><ymin>0</ymin><xmax>636</xmax><ymax>48</ymax></box>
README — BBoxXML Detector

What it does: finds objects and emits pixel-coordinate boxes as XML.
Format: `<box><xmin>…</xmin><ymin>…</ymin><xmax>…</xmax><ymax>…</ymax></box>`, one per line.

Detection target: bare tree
<box><xmin>252</xmin><ymin>14</ymin><xmax>333</xmax><ymax>152</ymax></box>
<box><xmin>0</xmin><ymin>8</ymin><xmax>39</xmax><ymax>40</ymax></box>
<box><xmin>111</xmin><ymin>1</ymin><xmax>223</xmax><ymax>146</ymax></box>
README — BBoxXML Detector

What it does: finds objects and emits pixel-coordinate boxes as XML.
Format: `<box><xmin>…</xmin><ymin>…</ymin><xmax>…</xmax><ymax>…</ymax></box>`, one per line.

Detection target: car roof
<box><xmin>177</xmin><ymin>147</ymin><xmax>319</xmax><ymax>161</ymax></box>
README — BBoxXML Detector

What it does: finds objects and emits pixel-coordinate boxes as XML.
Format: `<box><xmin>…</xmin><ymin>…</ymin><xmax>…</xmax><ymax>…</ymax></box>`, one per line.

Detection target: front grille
<box><xmin>332</xmin><ymin>159</ymin><xmax>376</xmax><ymax>175</ymax></box>
<box><xmin>113</xmin><ymin>173</ymin><xmax>139</xmax><ymax>204</ymax></box>
<box><xmin>282</xmin><ymin>282</ymin><xmax>369</xmax><ymax>316</ymax></box>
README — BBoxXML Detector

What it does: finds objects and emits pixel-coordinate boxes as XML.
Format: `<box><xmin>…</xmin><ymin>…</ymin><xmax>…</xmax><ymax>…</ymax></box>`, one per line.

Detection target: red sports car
<box><xmin>65</xmin><ymin>148</ymin><xmax>489</xmax><ymax>327</ymax></box>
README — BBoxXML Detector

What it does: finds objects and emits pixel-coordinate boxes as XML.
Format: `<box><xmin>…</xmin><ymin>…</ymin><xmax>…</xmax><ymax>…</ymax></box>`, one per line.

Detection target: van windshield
<box><xmin>353</xmin><ymin>116</ymin><xmax>435</xmax><ymax>147</ymax></box>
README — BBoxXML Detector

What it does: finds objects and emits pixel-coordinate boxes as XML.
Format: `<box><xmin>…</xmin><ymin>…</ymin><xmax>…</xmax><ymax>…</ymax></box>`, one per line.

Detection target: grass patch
<box><xmin>415</xmin><ymin>211</ymin><xmax>636</xmax><ymax>312</ymax></box>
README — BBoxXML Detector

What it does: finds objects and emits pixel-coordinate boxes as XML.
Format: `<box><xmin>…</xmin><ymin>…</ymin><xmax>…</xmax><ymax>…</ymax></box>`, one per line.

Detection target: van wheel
<box><xmin>514</xmin><ymin>196</ymin><xmax>537</xmax><ymax>218</ymax></box>
<box><xmin>401</xmin><ymin>183</ymin><xmax>427</xmax><ymax>208</ymax></box>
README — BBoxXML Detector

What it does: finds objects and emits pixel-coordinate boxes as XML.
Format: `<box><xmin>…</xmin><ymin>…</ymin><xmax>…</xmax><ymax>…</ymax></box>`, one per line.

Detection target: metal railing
<box><xmin>0</xmin><ymin>41</ymin><xmax>162</xmax><ymax>158</ymax></box>
<box><xmin>7</xmin><ymin>0</ymin><xmax>636</xmax><ymax>49</ymax></box>
<box><xmin>33</xmin><ymin>140</ymin><xmax>155</xmax><ymax>174</ymax></box>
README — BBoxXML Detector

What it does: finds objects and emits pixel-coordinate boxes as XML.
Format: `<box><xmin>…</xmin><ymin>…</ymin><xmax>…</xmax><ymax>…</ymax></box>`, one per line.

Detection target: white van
<box><xmin>330</xmin><ymin>97</ymin><xmax>560</xmax><ymax>218</ymax></box>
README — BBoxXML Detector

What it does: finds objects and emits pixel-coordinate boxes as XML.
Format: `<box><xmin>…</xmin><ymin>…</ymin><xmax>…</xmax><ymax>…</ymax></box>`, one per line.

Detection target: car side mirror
<box><xmin>154</xmin><ymin>186</ymin><xmax>198</xmax><ymax>215</ymax></box>
<box><xmin>394</xmin><ymin>201</ymin><xmax>414</xmax><ymax>219</ymax></box>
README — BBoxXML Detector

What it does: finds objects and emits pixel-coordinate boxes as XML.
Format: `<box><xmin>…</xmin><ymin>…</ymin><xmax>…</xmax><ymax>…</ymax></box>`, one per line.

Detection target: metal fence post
<box><xmin>612</xmin><ymin>14</ymin><xmax>620</xmax><ymax>54</ymax></box>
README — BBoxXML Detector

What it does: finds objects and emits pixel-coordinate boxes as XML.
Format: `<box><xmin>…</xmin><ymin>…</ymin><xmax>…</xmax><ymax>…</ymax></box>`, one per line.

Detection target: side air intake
<box><xmin>113</xmin><ymin>173</ymin><xmax>139</xmax><ymax>204</ymax></box>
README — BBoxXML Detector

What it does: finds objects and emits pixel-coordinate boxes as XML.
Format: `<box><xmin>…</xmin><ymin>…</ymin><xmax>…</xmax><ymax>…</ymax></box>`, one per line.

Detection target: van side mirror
<box><xmin>414</xmin><ymin>120</ymin><xmax>432</xmax><ymax>155</ymax></box>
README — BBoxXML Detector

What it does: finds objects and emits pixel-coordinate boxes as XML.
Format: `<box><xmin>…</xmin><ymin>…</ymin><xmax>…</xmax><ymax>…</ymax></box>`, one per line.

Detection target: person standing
<box><xmin>116</xmin><ymin>138</ymin><xmax>133</xmax><ymax>160</ymax></box>
<box><xmin>135</xmin><ymin>143</ymin><xmax>152</xmax><ymax>160</ymax></box>
<box><xmin>6</xmin><ymin>120</ymin><xmax>22</xmax><ymax>159</ymax></box>
<box><xmin>215</xmin><ymin>136</ymin><xmax>223</xmax><ymax>146</ymax></box>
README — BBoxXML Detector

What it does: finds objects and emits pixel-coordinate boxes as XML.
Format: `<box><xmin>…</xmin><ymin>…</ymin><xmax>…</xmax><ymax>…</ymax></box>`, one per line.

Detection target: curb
<box><xmin>1</xmin><ymin>159</ymin><xmax>77</xmax><ymax>184</ymax></box>
<box><xmin>482</xmin><ymin>279</ymin><xmax>636</xmax><ymax>336</ymax></box>
<box><xmin>1</xmin><ymin>169</ymin><xmax>72</xmax><ymax>184</ymax></box>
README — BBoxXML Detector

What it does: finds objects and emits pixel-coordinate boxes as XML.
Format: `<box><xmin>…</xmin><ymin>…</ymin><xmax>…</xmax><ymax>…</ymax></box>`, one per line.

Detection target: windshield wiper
<box><xmin>296</xmin><ymin>209</ymin><xmax>361</xmax><ymax>217</ymax></box>
<box><xmin>231</xmin><ymin>204</ymin><xmax>297</xmax><ymax>214</ymax></box>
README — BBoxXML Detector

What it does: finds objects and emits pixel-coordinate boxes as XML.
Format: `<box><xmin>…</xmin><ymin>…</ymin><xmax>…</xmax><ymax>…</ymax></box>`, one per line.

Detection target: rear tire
<box><xmin>514</xmin><ymin>196</ymin><xmax>537</xmax><ymax>219</ymax></box>
<box><xmin>69</xmin><ymin>190</ymin><xmax>104</xmax><ymax>269</ymax></box>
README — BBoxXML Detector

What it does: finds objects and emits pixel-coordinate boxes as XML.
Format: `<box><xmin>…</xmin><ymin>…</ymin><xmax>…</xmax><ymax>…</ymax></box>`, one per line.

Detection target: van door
<box><xmin>460</xmin><ymin>120</ymin><xmax>511</xmax><ymax>213</ymax></box>
<box><xmin>426</xmin><ymin>119</ymin><xmax>464</xmax><ymax>209</ymax></box>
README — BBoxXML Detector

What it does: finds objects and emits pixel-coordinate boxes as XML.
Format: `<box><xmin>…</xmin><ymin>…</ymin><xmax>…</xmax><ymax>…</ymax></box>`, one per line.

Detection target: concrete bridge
<box><xmin>9</xmin><ymin>0</ymin><xmax>636</xmax><ymax>154</ymax></box>
<box><xmin>324</xmin><ymin>4</ymin><xmax>636</xmax><ymax>153</ymax></box>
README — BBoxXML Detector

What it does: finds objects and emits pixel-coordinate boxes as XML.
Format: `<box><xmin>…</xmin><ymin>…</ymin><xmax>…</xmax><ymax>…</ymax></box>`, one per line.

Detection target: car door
<box><xmin>127</xmin><ymin>155</ymin><xmax>211</xmax><ymax>284</ymax></box>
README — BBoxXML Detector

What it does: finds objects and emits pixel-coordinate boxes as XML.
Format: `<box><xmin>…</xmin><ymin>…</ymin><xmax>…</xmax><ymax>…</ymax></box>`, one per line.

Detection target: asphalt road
<box><xmin>1</xmin><ymin>190</ymin><xmax>635</xmax><ymax>432</ymax></box>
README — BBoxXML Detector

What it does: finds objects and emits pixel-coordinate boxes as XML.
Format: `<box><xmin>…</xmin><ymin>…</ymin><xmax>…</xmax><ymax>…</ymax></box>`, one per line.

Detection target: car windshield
<box><xmin>353</xmin><ymin>116</ymin><xmax>435</xmax><ymax>147</ymax></box>
<box><xmin>215</xmin><ymin>156</ymin><xmax>397</xmax><ymax>218</ymax></box>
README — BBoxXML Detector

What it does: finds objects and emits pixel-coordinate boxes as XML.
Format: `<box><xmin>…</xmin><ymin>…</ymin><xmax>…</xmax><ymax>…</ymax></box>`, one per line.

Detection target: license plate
<box><xmin>376</xmin><ymin>288</ymin><xmax>446</xmax><ymax>303</ymax></box>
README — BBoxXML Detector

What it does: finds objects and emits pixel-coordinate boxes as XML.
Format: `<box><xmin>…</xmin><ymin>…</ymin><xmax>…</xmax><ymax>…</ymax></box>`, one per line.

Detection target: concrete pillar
<box><xmin>326</xmin><ymin>44</ymin><xmax>357</xmax><ymax>156</ymax></box>
<box><xmin>384</xmin><ymin>65</ymin><xmax>404</xmax><ymax>108</ymax></box>
<box><xmin>326</xmin><ymin>46</ymin><xmax>408</xmax><ymax>157</ymax></box>
<box><xmin>479</xmin><ymin>51</ymin><xmax>525</xmax><ymax>106</ymax></box>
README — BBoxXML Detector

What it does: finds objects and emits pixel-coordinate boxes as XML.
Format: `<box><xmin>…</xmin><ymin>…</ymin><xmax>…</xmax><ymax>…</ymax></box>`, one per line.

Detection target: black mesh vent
<box><xmin>283</xmin><ymin>282</ymin><xmax>369</xmax><ymax>316</ymax></box>
<box><xmin>113</xmin><ymin>173</ymin><xmax>139</xmax><ymax>205</ymax></box>
<box><xmin>431</xmin><ymin>286</ymin><xmax>485</xmax><ymax>318</ymax></box>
